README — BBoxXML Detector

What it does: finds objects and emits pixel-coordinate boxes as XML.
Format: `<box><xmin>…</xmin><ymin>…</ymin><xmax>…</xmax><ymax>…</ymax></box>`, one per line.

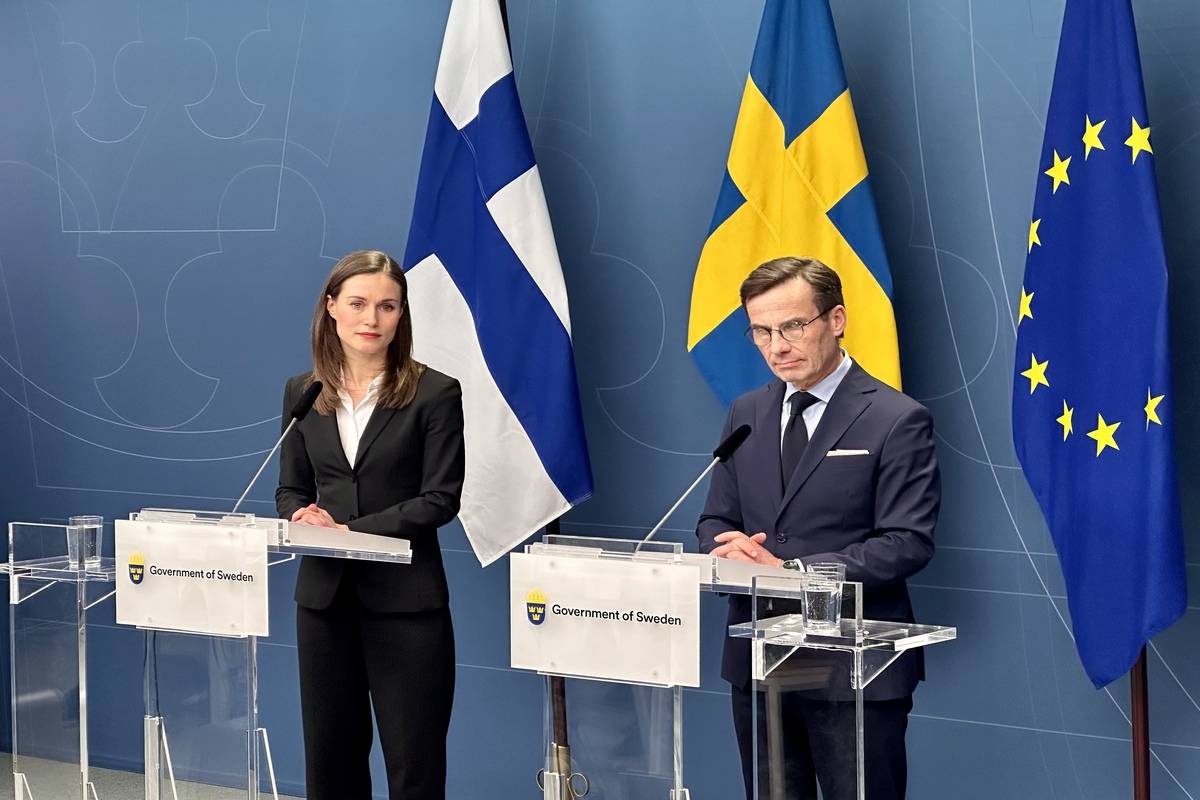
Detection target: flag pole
<box><xmin>489</xmin><ymin>5</ymin><xmax>575</xmax><ymax>794</ymax></box>
<box><xmin>544</xmin><ymin>523</ymin><xmax>571</xmax><ymax>731</ymax></box>
<box><xmin>498</xmin><ymin>0</ymin><xmax>511</xmax><ymax>44</ymax></box>
<box><xmin>542</xmin><ymin>518</ymin><xmax>579</xmax><ymax>798</ymax></box>
<box><xmin>1131</xmin><ymin>646</ymin><xmax>1150</xmax><ymax>799</ymax></box>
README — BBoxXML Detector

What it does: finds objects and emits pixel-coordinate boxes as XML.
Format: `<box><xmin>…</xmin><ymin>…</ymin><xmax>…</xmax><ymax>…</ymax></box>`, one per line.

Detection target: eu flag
<box><xmin>1012</xmin><ymin>0</ymin><xmax>1186</xmax><ymax>688</ymax></box>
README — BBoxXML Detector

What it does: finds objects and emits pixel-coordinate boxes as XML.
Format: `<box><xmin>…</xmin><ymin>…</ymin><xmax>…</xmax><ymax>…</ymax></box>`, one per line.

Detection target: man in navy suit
<box><xmin>697</xmin><ymin>256</ymin><xmax>940</xmax><ymax>800</ymax></box>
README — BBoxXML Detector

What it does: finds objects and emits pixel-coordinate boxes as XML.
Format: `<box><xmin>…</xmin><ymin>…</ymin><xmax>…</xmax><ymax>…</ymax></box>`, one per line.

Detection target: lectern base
<box><xmin>12</xmin><ymin>771</ymin><xmax>97</xmax><ymax>800</ymax></box>
<box><xmin>144</xmin><ymin>713</ymin><xmax>280</xmax><ymax>800</ymax></box>
<box><xmin>539</xmin><ymin>767</ymin><xmax>692</xmax><ymax>800</ymax></box>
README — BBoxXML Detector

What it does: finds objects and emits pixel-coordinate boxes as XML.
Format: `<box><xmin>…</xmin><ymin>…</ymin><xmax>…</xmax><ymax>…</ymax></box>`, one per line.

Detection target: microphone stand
<box><xmin>638</xmin><ymin>424</ymin><xmax>752</xmax><ymax>550</ymax></box>
<box><xmin>638</xmin><ymin>457</ymin><xmax>723</xmax><ymax>551</ymax></box>
<box><xmin>230</xmin><ymin>380</ymin><xmax>321</xmax><ymax>515</ymax></box>
<box><xmin>231</xmin><ymin>417</ymin><xmax>300</xmax><ymax>515</ymax></box>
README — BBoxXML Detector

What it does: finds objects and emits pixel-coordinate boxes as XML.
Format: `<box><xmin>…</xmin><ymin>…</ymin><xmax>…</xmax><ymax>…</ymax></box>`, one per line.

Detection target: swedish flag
<box><xmin>687</xmin><ymin>0</ymin><xmax>899</xmax><ymax>405</ymax></box>
<box><xmin>1012</xmin><ymin>0</ymin><xmax>1186</xmax><ymax>688</ymax></box>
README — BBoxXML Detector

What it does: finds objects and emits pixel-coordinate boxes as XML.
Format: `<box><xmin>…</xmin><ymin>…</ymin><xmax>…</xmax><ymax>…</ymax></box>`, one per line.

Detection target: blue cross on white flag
<box><xmin>404</xmin><ymin>0</ymin><xmax>593</xmax><ymax>566</ymax></box>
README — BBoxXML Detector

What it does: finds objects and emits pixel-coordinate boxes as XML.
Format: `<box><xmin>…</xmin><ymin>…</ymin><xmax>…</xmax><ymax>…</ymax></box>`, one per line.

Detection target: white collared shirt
<box><xmin>780</xmin><ymin>351</ymin><xmax>853</xmax><ymax>451</ymax></box>
<box><xmin>335</xmin><ymin>373</ymin><xmax>384</xmax><ymax>466</ymax></box>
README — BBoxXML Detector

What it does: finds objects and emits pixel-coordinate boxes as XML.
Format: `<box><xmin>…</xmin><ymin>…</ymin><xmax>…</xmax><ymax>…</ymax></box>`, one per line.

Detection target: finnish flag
<box><xmin>403</xmin><ymin>0</ymin><xmax>593</xmax><ymax>566</ymax></box>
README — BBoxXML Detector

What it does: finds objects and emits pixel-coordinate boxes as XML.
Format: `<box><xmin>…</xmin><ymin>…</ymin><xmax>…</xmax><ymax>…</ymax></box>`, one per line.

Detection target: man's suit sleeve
<box><xmin>806</xmin><ymin>404</ymin><xmax>939</xmax><ymax>587</ymax></box>
<box><xmin>696</xmin><ymin>402</ymin><xmax>745</xmax><ymax>554</ymax></box>
<box><xmin>275</xmin><ymin>377</ymin><xmax>316</xmax><ymax>521</ymax></box>
<box><xmin>351</xmin><ymin>378</ymin><xmax>465</xmax><ymax>539</ymax></box>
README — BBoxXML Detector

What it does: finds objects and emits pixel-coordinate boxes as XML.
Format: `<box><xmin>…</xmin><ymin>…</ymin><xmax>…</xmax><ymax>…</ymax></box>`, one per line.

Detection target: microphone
<box><xmin>288</xmin><ymin>381</ymin><xmax>323</xmax><ymax>422</ymax></box>
<box><xmin>231</xmin><ymin>381</ymin><xmax>323</xmax><ymax>514</ymax></box>
<box><xmin>712</xmin><ymin>424</ymin><xmax>752</xmax><ymax>462</ymax></box>
<box><xmin>637</xmin><ymin>424</ymin><xmax>752</xmax><ymax>550</ymax></box>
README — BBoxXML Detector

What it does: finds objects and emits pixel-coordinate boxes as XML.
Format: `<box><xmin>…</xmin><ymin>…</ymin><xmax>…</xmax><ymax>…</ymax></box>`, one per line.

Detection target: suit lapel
<box><xmin>308</xmin><ymin>410</ymin><xmax>353</xmax><ymax>474</ymax></box>
<box><xmin>353</xmin><ymin>405</ymin><xmax>398</xmax><ymax>468</ymax></box>
<box><xmin>776</xmin><ymin>364</ymin><xmax>875</xmax><ymax>523</ymax></box>
<box><xmin>756</xmin><ymin>381</ymin><xmax>787</xmax><ymax>511</ymax></box>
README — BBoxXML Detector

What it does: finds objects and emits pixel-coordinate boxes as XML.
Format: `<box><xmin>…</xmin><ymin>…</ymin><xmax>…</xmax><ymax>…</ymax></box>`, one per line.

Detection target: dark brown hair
<box><xmin>309</xmin><ymin>250</ymin><xmax>423</xmax><ymax>415</ymax></box>
<box><xmin>739</xmin><ymin>256</ymin><xmax>845</xmax><ymax>312</ymax></box>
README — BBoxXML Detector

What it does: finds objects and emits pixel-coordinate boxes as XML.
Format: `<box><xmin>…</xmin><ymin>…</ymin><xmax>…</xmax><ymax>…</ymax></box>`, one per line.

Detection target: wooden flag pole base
<box><xmin>544</xmin><ymin>518</ymin><xmax>579</xmax><ymax>798</ymax></box>
<box><xmin>1132</xmin><ymin>645</ymin><xmax>1150</xmax><ymax>800</ymax></box>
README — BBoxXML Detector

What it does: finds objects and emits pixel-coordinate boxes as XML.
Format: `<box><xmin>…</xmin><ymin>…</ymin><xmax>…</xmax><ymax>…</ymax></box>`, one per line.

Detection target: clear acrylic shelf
<box><xmin>131</xmin><ymin>508</ymin><xmax>412</xmax><ymax>563</ymax></box>
<box><xmin>4</xmin><ymin>520</ymin><xmax>119</xmax><ymax>585</ymax></box>
<box><xmin>730</xmin><ymin>615</ymin><xmax>957</xmax><ymax>652</ymax></box>
<box><xmin>1</xmin><ymin>556</ymin><xmax>117</xmax><ymax>584</ymax></box>
<box><xmin>532</xmin><ymin>532</ymin><xmax>801</xmax><ymax>595</ymax></box>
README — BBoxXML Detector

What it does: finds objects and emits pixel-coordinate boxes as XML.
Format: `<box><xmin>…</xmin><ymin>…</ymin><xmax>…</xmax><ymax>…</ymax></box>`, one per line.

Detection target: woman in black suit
<box><xmin>276</xmin><ymin>249</ymin><xmax>464</xmax><ymax>800</ymax></box>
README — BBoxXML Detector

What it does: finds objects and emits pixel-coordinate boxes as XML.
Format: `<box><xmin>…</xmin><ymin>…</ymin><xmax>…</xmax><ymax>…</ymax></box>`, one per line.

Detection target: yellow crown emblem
<box><xmin>526</xmin><ymin>589</ymin><xmax>547</xmax><ymax>625</ymax></box>
<box><xmin>128</xmin><ymin>552</ymin><xmax>146</xmax><ymax>585</ymax></box>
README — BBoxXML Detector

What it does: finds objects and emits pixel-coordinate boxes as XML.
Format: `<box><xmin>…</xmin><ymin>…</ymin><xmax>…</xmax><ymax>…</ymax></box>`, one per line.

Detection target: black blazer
<box><xmin>697</xmin><ymin>362</ymin><xmax>940</xmax><ymax>698</ymax></box>
<box><xmin>276</xmin><ymin>368</ymin><xmax>465</xmax><ymax>613</ymax></box>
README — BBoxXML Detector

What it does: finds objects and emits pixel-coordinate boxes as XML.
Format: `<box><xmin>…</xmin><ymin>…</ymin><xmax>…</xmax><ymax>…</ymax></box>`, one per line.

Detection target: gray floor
<box><xmin>0</xmin><ymin>753</ymin><xmax>303</xmax><ymax>799</ymax></box>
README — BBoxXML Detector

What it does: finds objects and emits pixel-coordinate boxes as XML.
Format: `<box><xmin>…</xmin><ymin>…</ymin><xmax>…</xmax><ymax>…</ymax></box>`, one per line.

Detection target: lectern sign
<box><xmin>510</xmin><ymin>552</ymin><xmax>701</xmax><ymax>687</ymax></box>
<box><xmin>115</xmin><ymin>520</ymin><xmax>269</xmax><ymax>637</ymax></box>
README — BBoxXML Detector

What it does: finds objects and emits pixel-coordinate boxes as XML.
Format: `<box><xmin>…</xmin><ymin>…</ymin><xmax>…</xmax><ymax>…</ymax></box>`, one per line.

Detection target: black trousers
<box><xmin>731</xmin><ymin>685</ymin><xmax>912</xmax><ymax>800</ymax></box>
<box><xmin>296</xmin><ymin>582</ymin><xmax>455</xmax><ymax>800</ymax></box>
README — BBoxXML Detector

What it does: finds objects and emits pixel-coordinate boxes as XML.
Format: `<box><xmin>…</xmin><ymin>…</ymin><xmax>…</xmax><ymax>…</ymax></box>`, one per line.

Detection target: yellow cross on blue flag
<box><xmin>687</xmin><ymin>0</ymin><xmax>899</xmax><ymax>404</ymax></box>
<box><xmin>1012</xmin><ymin>0</ymin><xmax>1186</xmax><ymax>688</ymax></box>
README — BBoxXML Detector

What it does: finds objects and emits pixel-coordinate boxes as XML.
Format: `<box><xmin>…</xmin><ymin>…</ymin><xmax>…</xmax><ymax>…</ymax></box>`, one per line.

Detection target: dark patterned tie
<box><xmin>781</xmin><ymin>391</ymin><xmax>820</xmax><ymax>488</ymax></box>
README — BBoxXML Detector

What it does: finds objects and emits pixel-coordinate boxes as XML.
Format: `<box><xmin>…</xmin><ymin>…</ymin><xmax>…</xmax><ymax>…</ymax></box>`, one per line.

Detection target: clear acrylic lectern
<box><xmin>515</xmin><ymin>534</ymin><xmax>956</xmax><ymax>800</ymax></box>
<box><xmin>4</xmin><ymin>521</ymin><xmax>118</xmax><ymax>800</ymax></box>
<box><xmin>522</xmin><ymin>534</ymin><xmax>698</xmax><ymax>800</ymax></box>
<box><xmin>125</xmin><ymin>508</ymin><xmax>412</xmax><ymax>800</ymax></box>
<box><xmin>730</xmin><ymin>574</ymin><xmax>956</xmax><ymax>800</ymax></box>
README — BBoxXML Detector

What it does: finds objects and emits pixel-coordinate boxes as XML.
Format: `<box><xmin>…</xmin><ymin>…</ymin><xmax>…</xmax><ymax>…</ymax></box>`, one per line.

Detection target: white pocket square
<box><xmin>827</xmin><ymin>449</ymin><xmax>870</xmax><ymax>457</ymax></box>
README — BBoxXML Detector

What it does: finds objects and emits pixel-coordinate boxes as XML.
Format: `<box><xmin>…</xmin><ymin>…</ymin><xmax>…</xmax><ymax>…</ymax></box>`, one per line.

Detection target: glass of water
<box><xmin>67</xmin><ymin>515</ymin><xmax>103</xmax><ymax>570</ymax></box>
<box><xmin>806</xmin><ymin>562</ymin><xmax>846</xmax><ymax>583</ymax></box>
<box><xmin>803</xmin><ymin>562</ymin><xmax>845</xmax><ymax>633</ymax></box>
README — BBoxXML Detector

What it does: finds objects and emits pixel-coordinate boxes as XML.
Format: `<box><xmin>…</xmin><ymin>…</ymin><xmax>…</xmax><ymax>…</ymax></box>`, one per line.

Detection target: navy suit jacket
<box><xmin>275</xmin><ymin>368</ymin><xmax>465</xmax><ymax>614</ymax></box>
<box><xmin>697</xmin><ymin>362</ymin><xmax>940</xmax><ymax>699</ymax></box>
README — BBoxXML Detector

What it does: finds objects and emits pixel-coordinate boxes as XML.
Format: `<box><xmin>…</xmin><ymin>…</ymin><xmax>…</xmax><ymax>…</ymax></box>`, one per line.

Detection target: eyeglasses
<box><xmin>745</xmin><ymin>308</ymin><xmax>831</xmax><ymax>347</ymax></box>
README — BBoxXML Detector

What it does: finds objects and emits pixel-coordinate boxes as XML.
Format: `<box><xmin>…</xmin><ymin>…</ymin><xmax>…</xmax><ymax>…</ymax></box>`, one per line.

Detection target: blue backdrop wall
<box><xmin>2</xmin><ymin>1</ymin><xmax>1200</xmax><ymax>797</ymax></box>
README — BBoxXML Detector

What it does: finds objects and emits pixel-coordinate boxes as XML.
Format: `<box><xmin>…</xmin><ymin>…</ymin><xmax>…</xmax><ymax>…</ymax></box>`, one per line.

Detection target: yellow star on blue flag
<box><xmin>1011</xmin><ymin>0</ymin><xmax>1185</xmax><ymax>688</ymax></box>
